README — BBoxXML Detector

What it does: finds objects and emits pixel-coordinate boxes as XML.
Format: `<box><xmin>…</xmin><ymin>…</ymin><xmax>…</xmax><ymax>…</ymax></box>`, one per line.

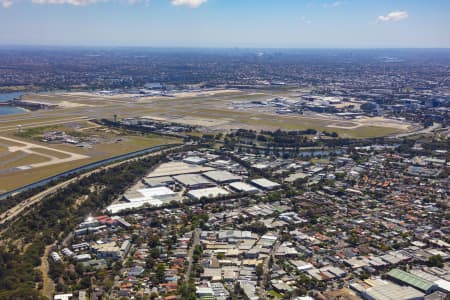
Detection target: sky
<box><xmin>1</xmin><ymin>0</ymin><xmax>450</xmax><ymax>48</ymax></box>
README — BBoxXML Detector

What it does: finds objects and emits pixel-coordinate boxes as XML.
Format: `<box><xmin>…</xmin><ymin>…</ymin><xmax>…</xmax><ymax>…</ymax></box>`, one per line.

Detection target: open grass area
<box><xmin>91</xmin><ymin>135</ymin><xmax>175</xmax><ymax>154</ymax></box>
<box><xmin>0</xmin><ymin>137</ymin><xmax>25</xmax><ymax>147</ymax></box>
<box><xmin>0</xmin><ymin>151</ymin><xmax>28</xmax><ymax>167</ymax></box>
<box><xmin>16</xmin><ymin>122</ymin><xmax>103</xmax><ymax>141</ymax></box>
<box><xmin>0</xmin><ymin>156</ymin><xmax>93</xmax><ymax>191</ymax></box>
<box><xmin>225</xmin><ymin>93</ymin><xmax>271</xmax><ymax>101</ymax></box>
<box><xmin>183</xmin><ymin>108</ymin><xmax>404</xmax><ymax>138</ymax></box>
<box><xmin>0</xmin><ymin>134</ymin><xmax>180</xmax><ymax>192</ymax></box>
<box><xmin>16</xmin><ymin>125</ymin><xmax>66</xmax><ymax>139</ymax></box>
<box><xmin>337</xmin><ymin>126</ymin><xmax>402</xmax><ymax>138</ymax></box>
<box><xmin>268</xmin><ymin>290</ymin><xmax>283</xmax><ymax>299</ymax></box>
<box><xmin>1</xmin><ymin>153</ymin><xmax>49</xmax><ymax>169</ymax></box>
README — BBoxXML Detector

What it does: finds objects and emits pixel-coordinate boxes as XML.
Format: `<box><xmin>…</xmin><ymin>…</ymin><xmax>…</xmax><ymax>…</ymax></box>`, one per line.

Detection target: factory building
<box><xmin>251</xmin><ymin>178</ymin><xmax>281</xmax><ymax>190</ymax></box>
<box><xmin>124</xmin><ymin>186</ymin><xmax>177</xmax><ymax>203</ymax></box>
<box><xmin>106</xmin><ymin>200</ymin><xmax>164</xmax><ymax>214</ymax></box>
<box><xmin>146</xmin><ymin>161</ymin><xmax>214</xmax><ymax>178</ymax></box>
<box><xmin>187</xmin><ymin>187</ymin><xmax>230</xmax><ymax>200</ymax></box>
<box><xmin>142</xmin><ymin>176</ymin><xmax>174</xmax><ymax>187</ymax></box>
<box><xmin>228</xmin><ymin>182</ymin><xmax>259</xmax><ymax>194</ymax></box>
<box><xmin>183</xmin><ymin>156</ymin><xmax>208</xmax><ymax>165</ymax></box>
<box><xmin>173</xmin><ymin>174</ymin><xmax>215</xmax><ymax>189</ymax></box>
<box><xmin>361</xmin><ymin>281</ymin><xmax>425</xmax><ymax>300</ymax></box>
<box><xmin>203</xmin><ymin>170</ymin><xmax>242</xmax><ymax>184</ymax></box>
<box><xmin>387</xmin><ymin>269</ymin><xmax>438</xmax><ymax>294</ymax></box>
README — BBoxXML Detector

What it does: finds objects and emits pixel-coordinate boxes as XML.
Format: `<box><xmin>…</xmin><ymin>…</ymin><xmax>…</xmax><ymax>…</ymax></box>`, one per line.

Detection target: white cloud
<box><xmin>0</xmin><ymin>0</ymin><xmax>13</xmax><ymax>8</ymax></box>
<box><xmin>322</xmin><ymin>1</ymin><xmax>342</xmax><ymax>9</ymax></box>
<box><xmin>171</xmin><ymin>0</ymin><xmax>206</xmax><ymax>8</ymax></box>
<box><xmin>31</xmin><ymin>0</ymin><xmax>103</xmax><ymax>5</ymax></box>
<box><xmin>377</xmin><ymin>11</ymin><xmax>409</xmax><ymax>23</ymax></box>
<box><xmin>0</xmin><ymin>0</ymin><xmax>207</xmax><ymax>8</ymax></box>
<box><xmin>300</xmin><ymin>16</ymin><xmax>312</xmax><ymax>25</ymax></box>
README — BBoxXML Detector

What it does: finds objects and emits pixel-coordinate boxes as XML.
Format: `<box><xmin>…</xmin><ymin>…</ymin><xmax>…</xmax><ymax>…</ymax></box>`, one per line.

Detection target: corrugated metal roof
<box><xmin>365</xmin><ymin>282</ymin><xmax>424</xmax><ymax>300</ymax></box>
<box><xmin>388</xmin><ymin>268</ymin><xmax>436</xmax><ymax>292</ymax></box>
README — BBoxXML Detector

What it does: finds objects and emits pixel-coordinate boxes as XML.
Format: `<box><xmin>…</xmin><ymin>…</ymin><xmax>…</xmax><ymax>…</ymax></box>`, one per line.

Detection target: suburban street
<box><xmin>185</xmin><ymin>228</ymin><xmax>201</xmax><ymax>283</ymax></box>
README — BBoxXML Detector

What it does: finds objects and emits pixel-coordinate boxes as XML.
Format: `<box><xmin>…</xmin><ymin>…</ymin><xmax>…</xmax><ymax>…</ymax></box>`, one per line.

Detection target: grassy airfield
<box><xmin>0</xmin><ymin>89</ymin><xmax>413</xmax><ymax>192</ymax></box>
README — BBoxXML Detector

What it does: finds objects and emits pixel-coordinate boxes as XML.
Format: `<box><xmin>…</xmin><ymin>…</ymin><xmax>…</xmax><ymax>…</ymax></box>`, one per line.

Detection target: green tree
<box><xmin>428</xmin><ymin>255</ymin><xmax>444</xmax><ymax>268</ymax></box>
<box><xmin>155</xmin><ymin>263</ymin><xmax>166</xmax><ymax>284</ymax></box>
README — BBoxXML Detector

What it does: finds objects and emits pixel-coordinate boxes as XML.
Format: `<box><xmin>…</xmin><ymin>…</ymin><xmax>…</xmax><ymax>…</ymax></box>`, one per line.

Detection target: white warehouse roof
<box><xmin>229</xmin><ymin>182</ymin><xmax>259</xmax><ymax>193</ymax></box>
<box><xmin>187</xmin><ymin>187</ymin><xmax>230</xmax><ymax>200</ymax></box>
<box><xmin>147</xmin><ymin>161</ymin><xmax>214</xmax><ymax>178</ymax></box>
<box><xmin>106</xmin><ymin>199</ymin><xmax>164</xmax><ymax>214</ymax></box>
<box><xmin>173</xmin><ymin>173</ymin><xmax>214</xmax><ymax>188</ymax></box>
<box><xmin>124</xmin><ymin>186</ymin><xmax>176</xmax><ymax>203</ymax></box>
<box><xmin>251</xmin><ymin>178</ymin><xmax>281</xmax><ymax>190</ymax></box>
<box><xmin>363</xmin><ymin>281</ymin><xmax>425</xmax><ymax>300</ymax></box>
<box><xmin>203</xmin><ymin>170</ymin><xmax>242</xmax><ymax>183</ymax></box>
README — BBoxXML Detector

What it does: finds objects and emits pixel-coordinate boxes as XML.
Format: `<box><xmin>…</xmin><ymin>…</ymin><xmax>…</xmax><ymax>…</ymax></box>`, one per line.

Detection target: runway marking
<box><xmin>0</xmin><ymin>136</ymin><xmax>89</xmax><ymax>169</ymax></box>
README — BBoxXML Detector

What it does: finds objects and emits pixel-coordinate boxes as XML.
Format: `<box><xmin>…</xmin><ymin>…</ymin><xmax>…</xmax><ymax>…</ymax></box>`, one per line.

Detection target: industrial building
<box><xmin>251</xmin><ymin>178</ymin><xmax>281</xmax><ymax>190</ymax></box>
<box><xmin>387</xmin><ymin>268</ymin><xmax>438</xmax><ymax>294</ymax></box>
<box><xmin>361</xmin><ymin>281</ymin><xmax>425</xmax><ymax>300</ymax></box>
<box><xmin>228</xmin><ymin>182</ymin><xmax>259</xmax><ymax>194</ymax></box>
<box><xmin>146</xmin><ymin>161</ymin><xmax>214</xmax><ymax>178</ymax></box>
<box><xmin>183</xmin><ymin>156</ymin><xmax>208</xmax><ymax>165</ymax></box>
<box><xmin>173</xmin><ymin>174</ymin><xmax>215</xmax><ymax>189</ymax></box>
<box><xmin>106</xmin><ymin>200</ymin><xmax>163</xmax><ymax>214</ymax></box>
<box><xmin>142</xmin><ymin>176</ymin><xmax>174</xmax><ymax>187</ymax></box>
<box><xmin>203</xmin><ymin>170</ymin><xmax>242</xmax><ymax>184</ymax></box>
<box><xmin>285</xmin><ymin>172</ymin><xmax>310</xmax><ymax>183</ymax></box>
<box><xmin>124</xmin><ymin>187</ymin><xmax>177</xmax><ymax>203</ymax></box>
<box><xmin>105</xmin><ymin>186</ymin><xmax>181</xmax><ymax>214</ymax></box>
<box><xmin>409</xmin><ymin>269</ymin><xmax>450</xmax><ymax>294</ymax></box>
<box><xmin>187</xmin><ymin>187</ymin><xmax>230</xmax><ymax>200</ymax></box>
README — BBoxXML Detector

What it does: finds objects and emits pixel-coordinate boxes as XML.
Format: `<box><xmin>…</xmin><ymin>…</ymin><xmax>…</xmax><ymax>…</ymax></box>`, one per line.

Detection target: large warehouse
<box><xmin>124</xmin><ymin>187</ymin><xmax>177</xmax><ymax>203</ymax></box>
<box><xmin>251</xmin><ymin>178</ymin><xmax>281</xmax><ymax>190</ymax></box>
<box><xmin>108</xmin><ymin>186</ymin><xmax>180</xmax><ymax>214</ymax></box>
<box><xmin>173</xmin><ymin>174</ymin><xmax>215</xmax><ymax>189</ymax></box>
<box><xmin>229</xmin><ymin>182</ymin><xmax>259</xmax><ymax>194</ymax></box>
<box><xmin>146</xmin><ymin>161</ymin><xmax>214</xmax><ymax>178</ymax></box>
<box><xmin>187</xmin><ymin>187</ymin><xmax>230</xmax><ymax>200</ymax></box>
<box><xmin>106</xmin><ymin>199</ymin><xmax>164</xmax><ymax>214</ymax></box>
<box><xmin>203</xmin><ymin>170</ymin><xmax>242</xmax><ymax>184</ymax></box>
<box><xmin>142</xmin><ymin>176</ymin><xmax>174</xmax><ymax>187</ymax></box>
<box><xmin>362</xmin><ymin>281</ymin><xmax>425</xmax><ymax>300</ymax></box>
<box><xmin>387</xmin><ymin>269</ymin><xmax>437</xmax><ymax>294</ymax></box>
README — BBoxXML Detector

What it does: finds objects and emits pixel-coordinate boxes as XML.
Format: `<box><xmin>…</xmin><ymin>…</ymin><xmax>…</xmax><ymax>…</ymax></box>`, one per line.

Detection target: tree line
<box><xmin>0</xmin><ymin>146</ymin><xmax>193</xmax><ymax>299</ymax></box>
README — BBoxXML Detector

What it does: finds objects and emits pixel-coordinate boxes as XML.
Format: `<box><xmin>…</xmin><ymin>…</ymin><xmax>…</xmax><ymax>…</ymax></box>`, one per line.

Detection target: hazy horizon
<box><xmin>1</xmin><ymin>0</ymin><xmax>450</xmax><ymax>48</ymax></box>
<box><xmin>1</xmin><ymin>45</ymin><xmax>450</xmax><ymax>50</ymax></box>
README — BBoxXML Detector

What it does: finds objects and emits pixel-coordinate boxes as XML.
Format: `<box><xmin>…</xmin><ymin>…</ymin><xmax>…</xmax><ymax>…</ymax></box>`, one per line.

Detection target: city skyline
<box><xmin>1</xmin><ymin>0</ymin><xmax>450</xmax><ymax>48</ymax></box>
